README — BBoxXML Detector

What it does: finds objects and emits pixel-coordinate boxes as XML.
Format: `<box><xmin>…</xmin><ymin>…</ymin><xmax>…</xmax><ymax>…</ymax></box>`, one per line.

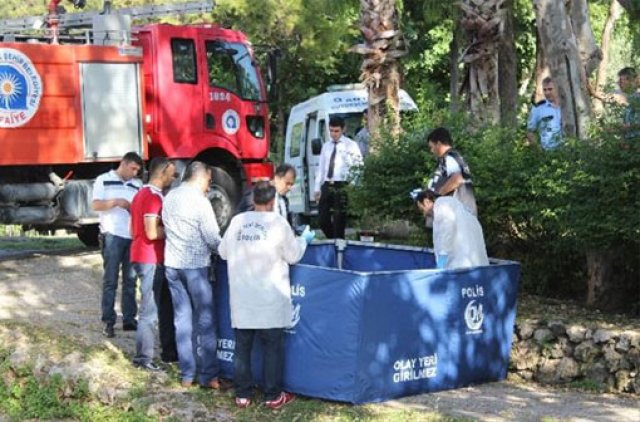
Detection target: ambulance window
<box><xmin>290</xmin><ymin>122</ymin><xmax>303</xmax><ymax>157</ymax></box>
<box><xmin>171</xmin><ymin>39</ymin><xmax>197</xmax><ymax>84</ymax></box>
<box><xmin>318</xmin><ymin>119</ymin><xmax>326</xmax><ymax>145</ymax></box>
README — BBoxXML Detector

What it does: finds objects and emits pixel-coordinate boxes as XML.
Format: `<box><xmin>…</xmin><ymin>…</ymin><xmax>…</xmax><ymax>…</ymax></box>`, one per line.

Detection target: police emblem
<box><xmin>0</xmin><ymin>48</ymin><xmax>43</xmax><ymax>128</ymax></box>
<box><xmin>221</xmin><ymin>109</ymin><xmax>240</xmax><ymax>135</ymax></box>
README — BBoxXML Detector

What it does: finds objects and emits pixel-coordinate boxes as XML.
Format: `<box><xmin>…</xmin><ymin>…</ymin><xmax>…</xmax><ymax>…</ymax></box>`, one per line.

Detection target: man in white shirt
<box><xmin>219</xmin><ymin>181</ymin><xmax>313</xmax><ymax>409</ymax></box>
<box><xmin>92</xmin><ymin>152</ymin><xmax>143</xmax><ymax>338</ymax></box>
<box><xmin>162</xmin><ymin>161</ymin><xmax>222</xmax><ymax>389</ymax></box>
<box><xmin>314</xmin><ymin>117</ymin><xmax>363</xmax><ymax>238</ymax></box>
<box><xmin>414</xmin><ymin>189</ymin><xmax>489</xmax><ymax>270</ymax></box>
<box><xmin>527</xmin><ymin>77</ymin><xmax>562</xmax><ymax>150</ymax></box>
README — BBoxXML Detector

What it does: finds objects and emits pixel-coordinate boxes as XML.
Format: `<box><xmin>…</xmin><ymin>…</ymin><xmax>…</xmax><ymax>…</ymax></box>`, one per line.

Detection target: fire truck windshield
<box><xmin>206</xmin><ymin>40</ymin><xmax>263</xmax><ymax>102</ymax></box>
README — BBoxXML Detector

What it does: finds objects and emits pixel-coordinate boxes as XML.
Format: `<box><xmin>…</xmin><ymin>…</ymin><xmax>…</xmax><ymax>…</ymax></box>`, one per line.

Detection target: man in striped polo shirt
<box><xmin>92</xmin><ymin>152</ymin><xmax>143</xmax><ymax>338</ymax></box>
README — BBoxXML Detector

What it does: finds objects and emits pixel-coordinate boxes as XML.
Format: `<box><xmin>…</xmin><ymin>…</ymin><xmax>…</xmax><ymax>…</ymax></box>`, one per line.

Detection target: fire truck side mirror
<box><xmin>267</xmin><ymin>49</ymin><xmax>280</xmax><ymax>102</ymax></box>
<box><xmin>311</xmin><ymin>138</ymin><xmax>323</xmax><ymax>155</ymax></box>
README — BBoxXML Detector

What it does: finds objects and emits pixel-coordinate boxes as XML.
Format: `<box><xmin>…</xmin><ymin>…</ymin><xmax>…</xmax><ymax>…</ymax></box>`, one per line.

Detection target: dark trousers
<box><xmin>318</xmin><ymin>182</ymin><xmax>348</xmax><ymax>239</ymax></box>
<box><xmin>100</xmin><ymin>233</ymin><xmax>137</xmax><ymax>325</ymax></box>
<box><xmin>155</xmin><ymin>272</ymin><xmax>178</xmax><ymax>362</ymax></box>
<box><xmin>234</xmin><ymin>328</ymin><xmax>285</xmax><ymax>401</ymax></box>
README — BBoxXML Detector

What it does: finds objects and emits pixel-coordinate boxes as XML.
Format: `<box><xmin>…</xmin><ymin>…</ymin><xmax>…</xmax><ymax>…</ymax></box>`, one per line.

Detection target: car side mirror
<box><xmin>311</xmin><ymin>138</ymin><xmax>323</xmax><ymax>155</ymax></box>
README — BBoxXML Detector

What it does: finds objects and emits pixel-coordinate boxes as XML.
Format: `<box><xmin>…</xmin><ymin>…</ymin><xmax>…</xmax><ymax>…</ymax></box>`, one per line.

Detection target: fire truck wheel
<box><xmin>77</xmin><ymin>224</ymin><xmax>100</xmax><ymax>248</ymax></box>
<box><xmin>207</xmin><ymin>166</ymin><xmax>240</xmax><ymax>231</ymax></box>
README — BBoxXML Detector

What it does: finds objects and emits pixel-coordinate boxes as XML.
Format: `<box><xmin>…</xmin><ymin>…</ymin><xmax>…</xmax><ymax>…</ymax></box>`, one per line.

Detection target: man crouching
<box><xmin>219</xmin><ymin>181</ymin><xmax>314</xmax><ymax>409</ymax></box>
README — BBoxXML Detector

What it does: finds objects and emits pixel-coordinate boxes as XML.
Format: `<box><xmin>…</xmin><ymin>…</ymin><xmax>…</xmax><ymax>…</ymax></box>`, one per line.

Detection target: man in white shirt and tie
<box><xmin>314</xmin><ymin>117</ymin><xmax>363</xmax><ymax>239</ymax></box>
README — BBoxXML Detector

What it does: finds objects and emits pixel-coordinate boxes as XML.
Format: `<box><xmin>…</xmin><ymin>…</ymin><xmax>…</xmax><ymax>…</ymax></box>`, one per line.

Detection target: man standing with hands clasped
<box><xmin>92</xmin><ymin>152</ymin><xmax>143</xmax><ymax>338</ymax></box>
<box><xmin>314</xmin><ymin>117</ymin><xmax>363</xmax><ymax>239</ymax></box>
<box><xmin>219</xmin><ymin>181</ymin><xmax>315</xmax><ymax>409</ymax></box>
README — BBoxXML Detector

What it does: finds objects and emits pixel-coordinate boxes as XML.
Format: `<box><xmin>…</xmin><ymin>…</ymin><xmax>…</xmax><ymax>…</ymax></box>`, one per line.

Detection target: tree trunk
<box><xmin>569</xmin><ymin>0</ymin><xmax>603</xmax><ymax>77</ymax></box>
<box><xmin>498</xmin><ymin>0</ymin><xmax>517</xmax><ymax>126</ymax></box>
<box><xmin>585</xmin><ymin>249</ymin><xmax>613</xmax><ymax>307</ymax></box>
<box><xmin>532</xmin><ymin>30</ymin><xmax>549</xmax><ymax>103</ymax></box>
<box><xmin>449</xmin><ymin>15</ymin><xmax>462</xmax><ymax>114</ymax></box>
<box><xmin>594</xmin><ymin>0</ymin><xmax>623</xmax><ymax>112</ymax></box>
<box><xmin>350</xmin><ymin>0</ymin><xmax>406</xmax><ymax>146</ymax></box>
<box><xmin>458</xmin><ymin>0</ymin><xmax>504</xmax><ymax>125</ymax></box>
<box><xmin>534</xmin><ymin>0</ymin><xmax>593</xmax><ymax>140</ymax></box>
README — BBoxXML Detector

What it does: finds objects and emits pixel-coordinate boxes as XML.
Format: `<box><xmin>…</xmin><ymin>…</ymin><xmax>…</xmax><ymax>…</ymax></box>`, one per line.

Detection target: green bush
<box><xmin>349</xmin><ymin>113</ymin><xmax>639</xmax><ymax>309</ymax></box>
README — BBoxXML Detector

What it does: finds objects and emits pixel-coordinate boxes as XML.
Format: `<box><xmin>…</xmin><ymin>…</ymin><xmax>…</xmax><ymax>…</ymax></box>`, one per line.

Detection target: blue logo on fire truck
<box><xmin>0</xmin><ymin>48</ymin><xmax>42</xmax><ymax>128</ymax></box>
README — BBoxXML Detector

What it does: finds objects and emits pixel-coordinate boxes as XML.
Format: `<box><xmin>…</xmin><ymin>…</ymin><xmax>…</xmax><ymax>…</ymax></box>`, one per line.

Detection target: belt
<box><xmin>324</xmin><ymin>181</ymin><xmax>347</xmax><ymax>186</ymax></box>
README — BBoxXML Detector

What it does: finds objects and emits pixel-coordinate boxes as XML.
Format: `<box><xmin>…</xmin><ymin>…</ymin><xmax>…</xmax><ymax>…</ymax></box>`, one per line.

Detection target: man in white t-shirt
<box><xmin>414</xmin><ymin>189</ymin><xmax>488</xmax><ymax>270</ymax></box>
<box><xmin>219</xmin><ymin>181</ymin><xmax>314</xmax><ymax>409</ymax></box>
<box><xmin>92</xmin><ymin>152</ymin><xmax>143</xmax><ymax>338</ymax></box>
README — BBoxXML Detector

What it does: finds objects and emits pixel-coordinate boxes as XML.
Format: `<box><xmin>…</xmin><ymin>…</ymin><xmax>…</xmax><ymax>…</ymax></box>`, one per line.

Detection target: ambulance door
<box><xmin>306</xmin><ymin>114</ymin><xmax>326</xmax><ymax>214</ymax></box>
<box><xmin>303</xmin><ymin>113</ymin><xmax>319</xmax><ymax>213</ymax></box>
<box><xmin>286</xmin><ymin>118</ymin><xmax>306</xmax><ymax>215</ymax></box>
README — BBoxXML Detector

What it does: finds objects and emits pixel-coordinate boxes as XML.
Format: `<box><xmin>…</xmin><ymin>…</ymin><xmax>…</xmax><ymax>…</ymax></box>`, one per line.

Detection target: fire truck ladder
<box><xmin>0</xmin><ymin>1</ymin><xmax>215</xmax><ymax>34</ymax></box>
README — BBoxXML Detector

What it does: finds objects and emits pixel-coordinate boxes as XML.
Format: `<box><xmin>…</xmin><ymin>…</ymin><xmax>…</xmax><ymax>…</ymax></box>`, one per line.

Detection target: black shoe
<box><xmin>102</xmin><ymin>323</ymin><xmax>115</xmax><ymax>338</ymax></box>
<box><xmin>122</xmin><ymin>321</ymin><xmax>138</xmax><ymax>331</ymax></box>
<box><xmin>133</xmin><ymin>361</ymin><xmax>163</xmax><ymax>372</ymax></box>
<box><xmin>161</xmin><ymin>354</ymin><xmax>178</xmax><ymax>363</ymax></box>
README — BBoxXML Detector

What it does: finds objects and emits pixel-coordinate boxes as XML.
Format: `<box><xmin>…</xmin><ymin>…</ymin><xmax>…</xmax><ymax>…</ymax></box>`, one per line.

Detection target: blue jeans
<box><xmin>234</xmin><ymin>328</ymin><xmax>285</xmax><ymax>401</ymax></box>
<box><xmin>101</xmin><ymin>233</ymin><xmax>137</xmax><ymax>326</ymax></box>
<box><xmin>166</xmin><ymin>266</ymin><xmax>219</xmax><ymax>385</ymax></box>
<box><xmin>132</xmin><ymin>263</ymin><xmax>162</xmax><ymax>365</ymax></box>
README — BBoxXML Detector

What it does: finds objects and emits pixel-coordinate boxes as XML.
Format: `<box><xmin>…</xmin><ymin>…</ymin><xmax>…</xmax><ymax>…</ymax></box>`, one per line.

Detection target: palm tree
<box><xmin>457</xmin><ymin>0</ymin><xmax>505</xmax><ymax>125</ymax></box>
<box><xmin>350</xmin><ymin>0</ymin><xmax>407</xmax><ymax>145</ymax></box>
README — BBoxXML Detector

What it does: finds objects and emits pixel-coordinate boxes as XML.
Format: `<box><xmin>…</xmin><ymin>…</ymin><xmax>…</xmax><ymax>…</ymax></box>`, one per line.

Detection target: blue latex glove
<box><xmin>300</xmin><ymin>225</ymin><xmax>316</xmax><ymax>244</ymax></box>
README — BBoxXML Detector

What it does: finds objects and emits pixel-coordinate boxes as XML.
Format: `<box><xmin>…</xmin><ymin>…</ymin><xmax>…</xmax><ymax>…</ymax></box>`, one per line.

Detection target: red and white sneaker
<box><xmin>264</xmin><ymin>392</ymin><xmax>296</xmax><ymax>410</ymax></box>
<box><xmin>235</xmin><ymin>397</ymin><xmax>252</xmax><ymax>408</ymax></box>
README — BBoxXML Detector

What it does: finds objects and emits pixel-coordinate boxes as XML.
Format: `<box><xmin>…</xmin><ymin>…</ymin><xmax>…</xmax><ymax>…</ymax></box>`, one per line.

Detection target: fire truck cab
<box><xmin>0</xmin><ymin>1</ymin><xmax>273</xmax><ymax>245</ymax></box>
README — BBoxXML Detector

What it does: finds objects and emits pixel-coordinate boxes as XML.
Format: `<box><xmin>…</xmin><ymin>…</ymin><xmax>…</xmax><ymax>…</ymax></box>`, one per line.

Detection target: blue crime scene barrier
<box><xmin>214</xmin><ymin>240</ymin><xmax>521</xmax><ymax>403</ymax></box>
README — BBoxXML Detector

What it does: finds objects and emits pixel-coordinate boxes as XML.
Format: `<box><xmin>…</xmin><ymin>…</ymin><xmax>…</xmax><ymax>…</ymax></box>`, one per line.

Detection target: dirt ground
<box><xmin>0</xmin><ymin>250</ymin><xmax>638</xmax><ymax>422</ymax></box>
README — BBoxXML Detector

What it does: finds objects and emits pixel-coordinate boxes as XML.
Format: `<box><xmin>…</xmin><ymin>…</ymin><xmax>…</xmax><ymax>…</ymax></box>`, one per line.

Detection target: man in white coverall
<box><xmin>414</xmin><ymin>189</ymin><xmax>489</xmax><ymax>270</ymax></box>
<box><xmin>218</xmin><ymin>181</ymin><xmax>315</xmax><ymax>410</ymax></box>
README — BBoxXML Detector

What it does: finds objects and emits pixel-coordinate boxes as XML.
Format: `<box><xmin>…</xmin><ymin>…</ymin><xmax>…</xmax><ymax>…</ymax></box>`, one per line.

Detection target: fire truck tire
<box><xmin>77</xmin><ymin>224</ymin><xmax>100</xmax><ymax>248</ymax></box>
<box><xmin>207</xmin><ymin>166</ymin><xmax>240</xmax><ymax>231</ymax></box>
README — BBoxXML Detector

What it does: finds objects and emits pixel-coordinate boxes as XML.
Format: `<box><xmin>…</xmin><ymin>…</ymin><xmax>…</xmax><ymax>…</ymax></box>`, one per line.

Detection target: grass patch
<box><xmin>0</xmin><ymin>322</ymin><xmax>468</xmax><ymax>422</ymax></box>
<box><xmin>0</xmin><ymin>236</ymin><xmax>84</xmax><ymax>251</ymax></box>
<box><xmin>568</xmin><ymin>378</ymin><xmax>603</xmax><ymax>392</ymax></box>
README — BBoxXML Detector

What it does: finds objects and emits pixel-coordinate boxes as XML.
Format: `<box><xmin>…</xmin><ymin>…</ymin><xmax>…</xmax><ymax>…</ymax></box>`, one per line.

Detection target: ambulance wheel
<box><xmin>77</xmin><ymin>224</ymin><xmax>100</xmax><ymax>248</ymax></box>
<box><xmin>207</xmin><ymin>167</ymin><xmax>240</xmax><ymax>232</ymax></box>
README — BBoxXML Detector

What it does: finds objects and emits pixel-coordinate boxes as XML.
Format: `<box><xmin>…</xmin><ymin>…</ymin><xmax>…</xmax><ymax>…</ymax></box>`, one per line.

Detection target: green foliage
<box><xmin>350</xmin><ymin>111</ymin><xmax>639</xmax><ymax>302</ymax></box>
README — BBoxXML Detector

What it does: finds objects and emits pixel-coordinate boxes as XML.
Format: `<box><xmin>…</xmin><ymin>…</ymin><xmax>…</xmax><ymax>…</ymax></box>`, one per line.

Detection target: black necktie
<box><xmin>326</xmin><ymin>141</ymin><xmax>338</xmax><ymax>179</ymax></box>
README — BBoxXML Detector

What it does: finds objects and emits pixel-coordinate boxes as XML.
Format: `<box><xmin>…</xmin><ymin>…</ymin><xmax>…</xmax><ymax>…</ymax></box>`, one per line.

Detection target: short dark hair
<box><xmin>253</xmin><ymin>181</ymin><xmax>276</xmax><ymax>205</ymax></box>
<box><xmin>183</xmin><ymin>161</ymin><xmax>211</xmax><ymax>183</ymax></box>
<box><xmin>415</xmin><ymin>189</ymin><xmax>438</xmax><ymax>204</ymax></box>
<box><xmin>274</xmin><ymin>163</ymin><xmax>296</xmax><ymax>178</ymax></box>
<box><xmin>426</xmin><ymin>127</ymin><xmax>452</xmax><ymax>146</ymax></box>
<box><xmin>122</xmin><ymin>151</ymin><xmax>143</xmax><ymax>167</ymax></box>
<box><xmin>542</xmin><ymin>76</ymin><xmax>553</xmax><ymax>85</ymax></box>
<box><xmin>618</xmin><ymin>67</ymin><xmax>637</xmax><ymax>78</ymax></box>
<box><xmin>148</xmin><ymin>157</ymin><xmax>172</xmax><ymax>178</ymax></box>
<box><xmin>329</xmin><ymin>117</ymin><xmax>345</xmax><ymax>129</ymax></box>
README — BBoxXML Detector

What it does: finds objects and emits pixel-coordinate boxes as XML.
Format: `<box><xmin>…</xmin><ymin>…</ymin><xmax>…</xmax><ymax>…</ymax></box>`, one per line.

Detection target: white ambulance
<box><xmin>284</xmin><ymin>84</ymin><xmax>418</xmax><ymax>222</ymax></box>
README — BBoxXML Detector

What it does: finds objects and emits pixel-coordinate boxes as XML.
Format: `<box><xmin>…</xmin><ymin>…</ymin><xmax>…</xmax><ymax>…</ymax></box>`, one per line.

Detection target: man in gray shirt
<box><xmin>162</xmin><ymin>161</ymin><xmax>221</xmax><ymax>389</ymax></box>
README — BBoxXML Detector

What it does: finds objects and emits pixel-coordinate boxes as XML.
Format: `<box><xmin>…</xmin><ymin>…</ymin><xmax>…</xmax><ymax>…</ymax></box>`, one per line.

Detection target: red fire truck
<box><xmin>0</xmin><ymin>0</ymin><xmax>273</xmax><ymax>245</ymax></box>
